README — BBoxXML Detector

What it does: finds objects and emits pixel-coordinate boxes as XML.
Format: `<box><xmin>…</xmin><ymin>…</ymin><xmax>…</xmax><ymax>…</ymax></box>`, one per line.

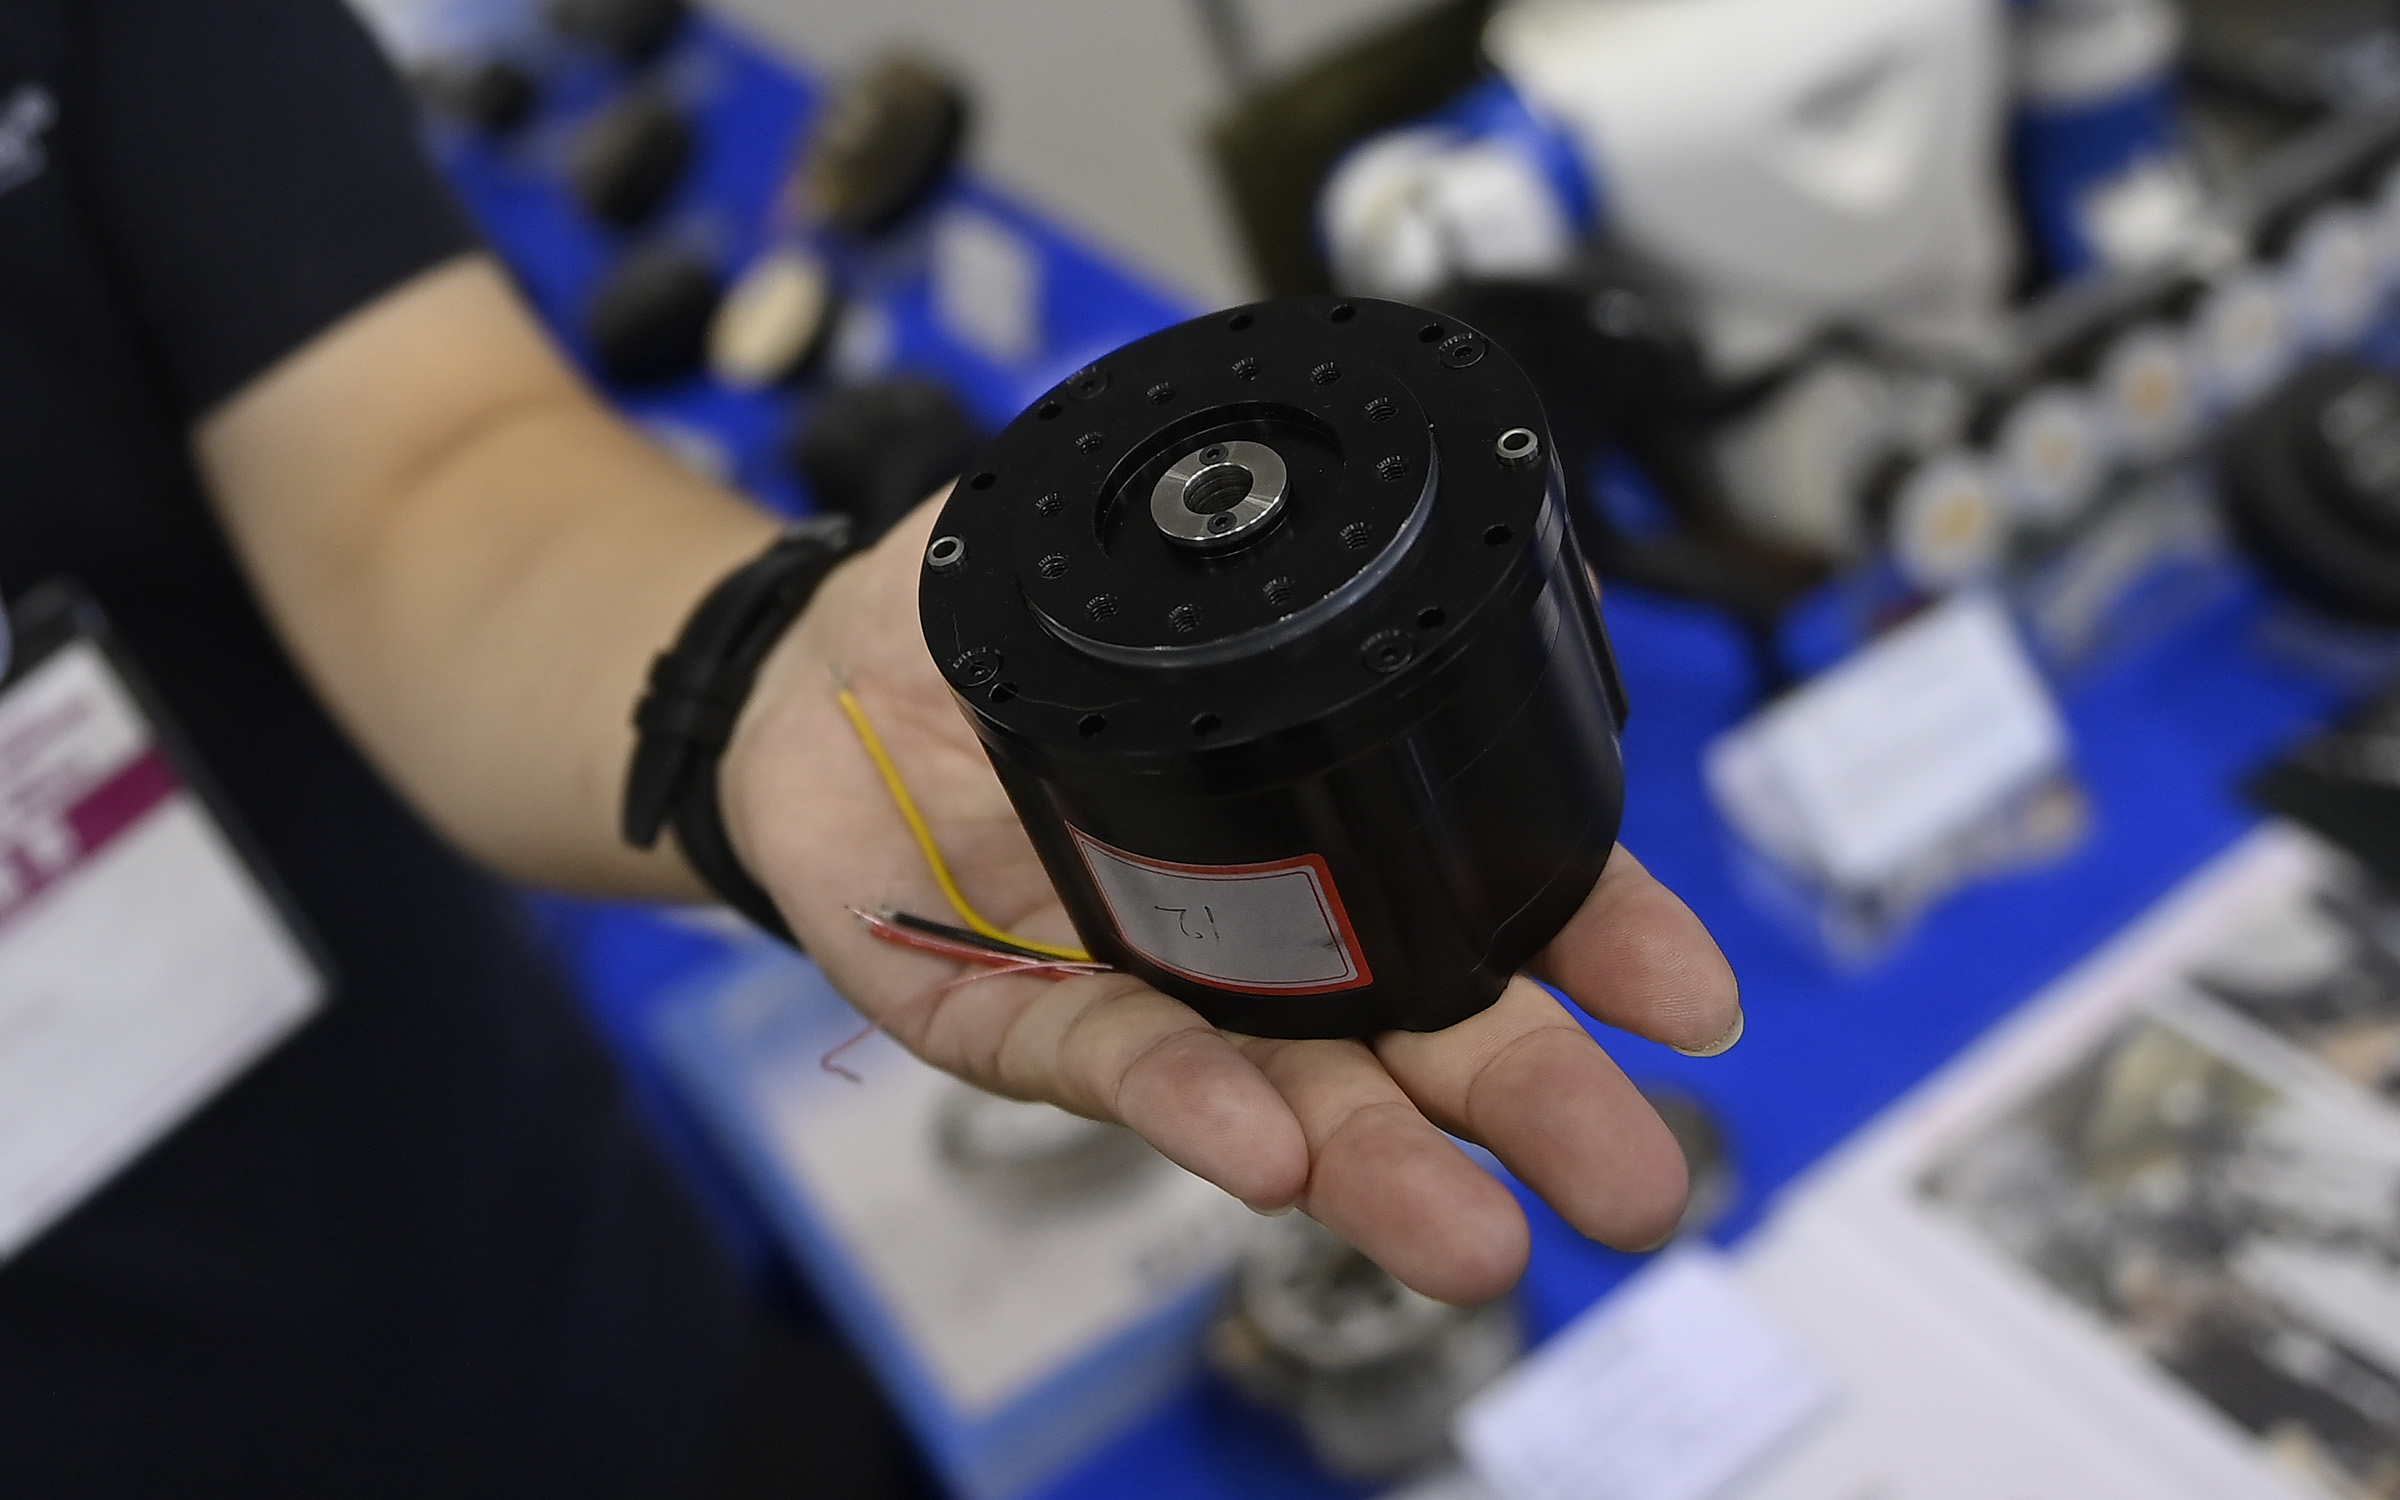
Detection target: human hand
<box><xmin>722</xmin><ymin>496</ymin><xmax>1741</xmax><ymax>1305</ymax></box>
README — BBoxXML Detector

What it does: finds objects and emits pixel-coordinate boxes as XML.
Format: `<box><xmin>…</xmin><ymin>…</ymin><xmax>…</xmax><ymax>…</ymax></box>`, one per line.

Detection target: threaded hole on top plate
<box><xmin>1078</xmin><ymin>713</ymin><xmax>1107</xmax><ymax>736</ymax></box>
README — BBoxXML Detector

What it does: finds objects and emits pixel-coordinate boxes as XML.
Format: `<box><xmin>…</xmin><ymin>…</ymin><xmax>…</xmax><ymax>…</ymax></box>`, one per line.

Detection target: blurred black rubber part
<box><xmin>569</xmin><ymin>91</ymin><xmax>696</xmax><ymax>228</ymax></box>
<box><xmin>548</xmin><ymin>0</ymin><xmax>690</xmax><ymax>63</ymax></box>
<box><xmin>788</xmin><ymin>379</ymin><xmax>985</xmax><ymax>542</ymax></box>
<box><xmin>586</xmin><ymin>244</ymin><xmax>721</xmax><ymax>386</ymax></box>
<box><xmin>2223</xmin><ymin>354</ymin><xmax>2400</xmax><ymax>623</ymax></box>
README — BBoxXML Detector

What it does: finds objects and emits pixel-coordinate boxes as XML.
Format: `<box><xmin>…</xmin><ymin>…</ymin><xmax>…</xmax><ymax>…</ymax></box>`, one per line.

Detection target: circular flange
<box><xmin>1150</xmin><ymin>439</ymin><xmax>1289</xmax><ymax>551</ymax></box>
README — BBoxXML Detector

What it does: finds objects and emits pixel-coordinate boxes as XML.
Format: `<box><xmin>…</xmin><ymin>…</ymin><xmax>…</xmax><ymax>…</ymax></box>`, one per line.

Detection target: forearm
<box><xmin>196</xmin><ymin>254</ymin><xmax>782</xmax><ymax>897</ymax></box>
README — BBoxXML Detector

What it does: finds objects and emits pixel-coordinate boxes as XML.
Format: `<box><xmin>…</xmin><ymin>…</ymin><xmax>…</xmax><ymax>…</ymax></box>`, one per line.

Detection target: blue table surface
<box><xmin>440</xmin><ymin>15</ymin><xmax>2372</xmax><ymax>1498</ymax></box>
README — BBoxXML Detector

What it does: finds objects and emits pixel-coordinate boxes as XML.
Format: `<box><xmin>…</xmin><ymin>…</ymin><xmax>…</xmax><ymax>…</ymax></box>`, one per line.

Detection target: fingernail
<box><xmin>1631</xmin><ymin>1227</ymin><xmax>1680</xmax><ymax>1254</ymax></box>
<box><xmin>1247</xmin><ymin>1202</ymin><xmax>1295</xmax><ymax>1218</ymax></box>
<box><xmin>1673</xmin><ymin>1008</ymin><xmax>1744</xmax><ymax>1059</ymax></box>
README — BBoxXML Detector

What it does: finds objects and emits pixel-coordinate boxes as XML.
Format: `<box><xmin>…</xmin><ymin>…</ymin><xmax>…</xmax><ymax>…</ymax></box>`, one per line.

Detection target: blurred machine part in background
<box><xmin>1207</xmin><ymin>1214</ymin><xmax>1523</xmax><ymax>1480</ymax></box>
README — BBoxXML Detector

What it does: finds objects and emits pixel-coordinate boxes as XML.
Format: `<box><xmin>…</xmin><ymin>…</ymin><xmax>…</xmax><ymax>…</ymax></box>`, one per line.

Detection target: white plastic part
<box><xmin>708</xmin><ymin>245</ymin><xmax>835</xmax><ymax>390</ymax></box>
<box><xmin>2094</xmin><ymin>322</ymin><xmax>2198</xmax><ymax>463</ymax></box>
<box><xmin>1319</xmin><ymin>129</ymin><xmax>1578</xmax><ymax>301</ymax></box>
<box><xmin>2011</xmin><ymin>0</ymin><xmax>2182</xmax><ymax>109</ymax></box>
<box><xmin>1487</xmin><ymin>0</ymin><xmax>2014</xmax><ymax>376</ymax></box>
<box><xmin>2192</xmin><ymin>269</ymin><xmax>2297</xmax><ymax>410</ymax></box>
<box><xmin>2075</xmin><ymin>154</ymin><xmax>2208</xmax><ymax>273</ymax></box>
<box><xmin>1994</xmin><ymin>385</ymin><xmax>2110</xmax><ymax>527</ymax></box>
<box><xmin>1713</xmin><ymin>357</ymin><xmax>1898</xmax><ymax>557</ymax></box>
<box><xmin>1890</xmin><ymin>452</ymin><xmax>2006</xmax><ymax>592</ymax></box>
<box><xmin>2286</xmin><ymin>204</ymin><xmax>2387</xmax><ymax>351</ymax></box>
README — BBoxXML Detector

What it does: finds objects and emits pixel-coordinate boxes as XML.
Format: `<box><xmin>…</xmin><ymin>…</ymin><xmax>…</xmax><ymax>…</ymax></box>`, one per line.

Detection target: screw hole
<box><xmin>1228</xmin><ymin>312</ymin><xmax>1254</xmax><ymax>331</ymax></box>
<box><xmin>1085</xmin><ymin>593</ymin><xmax>1118</xmax><ymax>621</ymax></box>
<box><xmin>1330</xmin><ymin>304</ymin><xmax>1356</xmax><ymax>323</ymax></box>
<box><xmin>988</xmin><ymin>682</ymin><xmax>1017</xmax><ymax>704</ymax></box>
<box><xmin>1263</xmin><ymin>576</ymin><xmax>1295</xmax><ymax>608</ymax></box>
<box><xmin>1191</xmin><ymin>712</ymin><xmax>1221</xmax><ymax>736</ymax></box>
<box><xmin>1034</xmin><ymin>491</ymin><xmax>1062</xmax><ymax>516</ymax></box>
<box><xmin>1418</xmin><ymin>322</ymin><xmax>1446</xmax><ymax>343</ymax></box>
<box><xmin>1365</xmin><ymin>396</ymin><xmax>1396</xmax><ymax>423</ymax></box>
<box><xmin>1418</xmin><ymin>606</ymin><xmax>1447</xmax><ymax>630</ymax></box>
<box><xmin>1037</xmin><ymin>401</ymin><xmax>1061</xmax><ymax>420</ymax></box>
<box><xmin>1483</xmin><ymin>524</ymin><xmax>1513</xmax><ymax>546</ymax></box>
<box><xmin>926</xmin><ymin>534</ymin><xmax>968</xmax><ymax>572</ymax></box>
<box><xmin>1078</xmin><ymin>713</ymin><xmax>1107</xmax><ymax>737</ymax></box>
<box><xmin>968</xmin><ymin>472</ymin><xmax>996</xmax><ymax>491</ymax></box>
<box><xmin>1147</xmin><ymin>381</ymin><xmax>1175</xmax><ymax>404</ymax></box>
<box><xmin>1341</xmin><ymin>521</ymin><xmax>1373</xmax><ymax>549</ymax></box>
<box><xmin>1037</xmin><ymin>552</ymin><xmax>1068</xmax><ymax>578</ymax></box>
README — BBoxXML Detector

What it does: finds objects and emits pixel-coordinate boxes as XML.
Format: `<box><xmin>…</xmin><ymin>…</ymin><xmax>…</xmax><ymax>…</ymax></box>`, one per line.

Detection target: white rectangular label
<box><xmin>0</xmin><ymin>641</ymin><xmax>324</xmax><ymax>1262</ymax></box>
<box><xmin>1070</xmin><ymin>829</ymin><xmax>1371</xmax><ymax>995</ymax></box>
<box><xmin>1458</xmin><ymin>1247</ymin><xmax>1832</xmax><ymax>1500</ymax></box>
<box><xmin>1706</xmin><ymin>592</ymin><xmax>2068</xmax><ymax>891</ymax></box>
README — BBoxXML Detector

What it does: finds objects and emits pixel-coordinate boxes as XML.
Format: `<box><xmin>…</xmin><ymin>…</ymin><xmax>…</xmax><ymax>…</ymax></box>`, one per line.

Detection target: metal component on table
<box><xmin>919</xmin><ymin>297</ymin><xmax>1629</xmax><ymax>1040</ymax></box>
<box><xmin>1643</xmin><ymin>1086</ymin><xmax>1738</xmax><ymax>1238</ymax></box>
<box><xmin>1206</xmin><ymin>1214</ymin><xmax>1522</xmax><ymax>1481</ymax></box>
<box><xmin>1150</xmin><ymin>439</ymin><xmax>1289</xmax><ymax>551</ymax></box>
<box><xmin>929</xmin><ymin>1082</ymin><xmax>1155</xmax><ymax>1209</ymax></box>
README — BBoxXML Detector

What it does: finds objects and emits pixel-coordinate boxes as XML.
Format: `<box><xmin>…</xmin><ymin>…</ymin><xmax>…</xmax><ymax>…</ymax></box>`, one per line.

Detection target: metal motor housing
<box><xmin>918</xmin><ymin>297</ymin><xmax>1627</xmax><ymax>1039</ymax></box>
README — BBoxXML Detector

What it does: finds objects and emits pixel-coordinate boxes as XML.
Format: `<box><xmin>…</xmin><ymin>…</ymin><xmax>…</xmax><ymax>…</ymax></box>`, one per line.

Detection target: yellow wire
<box><xmin>835</xmin><ymin>686</ymin><xmax>1093</xmax><ymax>964</ymax></box>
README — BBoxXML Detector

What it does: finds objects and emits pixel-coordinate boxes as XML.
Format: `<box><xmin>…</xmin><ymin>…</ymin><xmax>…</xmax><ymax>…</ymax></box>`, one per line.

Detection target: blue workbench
<box><xmin>434</xmin><ymin>14</ymin><xmax>2368</xmax><ymax>1497</ymax></box>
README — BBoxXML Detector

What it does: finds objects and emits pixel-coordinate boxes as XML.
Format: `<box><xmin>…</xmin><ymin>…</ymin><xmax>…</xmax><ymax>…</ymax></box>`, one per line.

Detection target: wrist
<box><xmin>621</xmin><ymin>516</ymin><xmax>856</xmax><ymax>940</ymax></box>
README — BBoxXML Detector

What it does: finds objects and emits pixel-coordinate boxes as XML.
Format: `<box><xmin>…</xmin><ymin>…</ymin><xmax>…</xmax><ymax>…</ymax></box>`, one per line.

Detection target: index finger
<box><xmin>1529</xmin><ymin>844</ymin><xmax>1742</xmax><ymax>1057</ymax></box>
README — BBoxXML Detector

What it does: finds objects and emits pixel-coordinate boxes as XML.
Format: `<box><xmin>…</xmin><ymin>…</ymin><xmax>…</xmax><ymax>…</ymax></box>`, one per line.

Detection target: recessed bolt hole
<box><xmin>1362</xmin><ymin>629</ymin><xmax>1415</xmax><ymax>674</ymax></box>
<box><xmin>1191</xmin><ymin>712</ymin><xmax>1221</xmax><ymax>735</ymax></box>
<box><xmin>1418</xmin><ymin>322</ymin><xmax>1446</xmax><ymax>343</ymax></box>
<box><xmin>1086</xmin><ymin>594</ymin><xmax>1118</xmax><ymax>621</ymax></box>
<box><xmin>1228</xmin><ymin>312</ymin><xmax>1254</xmax><ymax>331</ymax></box>
<box><xmin>1068</xmin><ymin>365</ymin><xmax>1108</xmax><ymax>397</ymax></box>
<box><xmin>1147</xmin><ymin>381</ymin><xmax>1175</xmax><ymax>404</ymax></box>
<box><xmin>1202</xmin><ymin>444</ymin><xmax>1227</xmax><ymax>464</ymax></box>
<box><xmin>1037</xmin><ymin>552</ymin><xmax>1068</xmax><ymax>578</ymax></box>
<box><xmin>1366</xmin><ymin>396</ymin><xmax>1397</xmax><ymax>423</ymax></box>
<box><xmin>1078</xmin><ymin>713</ymin><xmax>1108</xmax><ymax>737</ymax></box>
<box><xmin>1263</xmin><ymin>576</ymin><xmax>1295</xmax><ymax>608</ymax></box>
<box><xmin>1034</xmin><ymin>491</ymin><xmax>1062</xmax><ymax>516</ymax></box>
<box><xmin>1438</xmin><ymin>333</ymin><xmax>1485</xmax><ymax>368</ymax></box>
<box><xmin>1208</xmin><ymin>512</ymin><xmax>1234</xmax><ymax>532</ymax></box>
<box><xmin>1075</xmin><ymin>431</ymin><xmax>1105</xmax><ymax>453</ymax></box>
<box><xmin>1330</xmin><ymin>304</ymin><xmax>1356</xmax><ymax>323</ymax></box>
<box><xmin>926</xmin><ymin>535</ymin><xmax>968</xmax><ymax>572</ymax></box>
<box><xmin>1169</xmin><ymin>603</ymin><xmax>1203</xmax><ymax>634</ymax></box>
<box><xmin>947</xmin><ymin>648</ymin><xmax>999</xmax><ymax>684</ymax></box>
<box><xmin>1483</xmin><ymin>524</ymin><xmax>1513</xmax><ymax>546</ymax></box>
<box><xmin>1376</xmin><ymin>455</ymin><xmax>1408</xmax><ymax>482</ymax></box>
<box><xmin>1311</xmin><ymin>361</ymin><xmax>1341</xmax><ymax>385</ymax></box>
<box><xmin>1340</xmin><ymin>522</ymin><xmax>1373</xmax><ymax>549</ymax></box>
<box><xmin>1232</xmin><ymin>356</ymin><xmax>1260</xmax><ymax>380</ymax></box>
<box><xmin>1418</xmin><ymin>606</ymin><xmax>1447</xmax><ymax>630</ymax></box>
<box><xmin>968</xmin><ymin>471</ymin><xmax>996</xmax><ymax>491</ymax></box>
<box><xmin>1037</xmin><ymin>401</ymin><xmax>1061</xmax><ymax>420</ymax></box>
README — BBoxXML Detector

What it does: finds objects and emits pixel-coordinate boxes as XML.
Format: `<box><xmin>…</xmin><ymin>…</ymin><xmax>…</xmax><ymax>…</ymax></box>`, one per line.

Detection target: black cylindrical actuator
<box><xmin>918</xmin><ymin>298</ymin><xmax>1628</xmax><ymax>1039</ymax></box>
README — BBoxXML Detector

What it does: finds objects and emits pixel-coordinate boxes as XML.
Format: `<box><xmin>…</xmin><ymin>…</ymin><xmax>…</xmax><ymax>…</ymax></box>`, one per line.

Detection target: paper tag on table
<box><xmin>1457</xmin><ymin>1249</ymin><xmax>1832</xmax><ymax>1500</ymax></box>
<box><xmin>1705</xmin><ymin>593</ymin><xmax>2067</xmax><ymax>892</ymax></box>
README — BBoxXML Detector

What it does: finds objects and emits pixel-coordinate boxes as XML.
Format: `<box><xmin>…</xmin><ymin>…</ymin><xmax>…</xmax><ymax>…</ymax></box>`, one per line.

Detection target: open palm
<box><xmin>722</xmin><ymin>499</ymin><xmax>1741</xmax><ymax>1305</ymax></box>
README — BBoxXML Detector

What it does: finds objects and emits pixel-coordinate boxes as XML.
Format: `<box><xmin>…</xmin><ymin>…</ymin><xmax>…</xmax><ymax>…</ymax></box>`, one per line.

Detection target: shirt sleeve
<box><xmin>70</xmin><ymin>0</ymin><xmax>479</xmax><ymax>420</ymax></box>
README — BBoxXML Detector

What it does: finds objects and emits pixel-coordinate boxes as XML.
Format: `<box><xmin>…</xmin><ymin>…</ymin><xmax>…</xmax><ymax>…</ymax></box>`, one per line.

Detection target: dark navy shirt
<box><xmin>0</xmin><ymin>5</ymin><xmax>796</xmax><ymax>1494</ymax></box>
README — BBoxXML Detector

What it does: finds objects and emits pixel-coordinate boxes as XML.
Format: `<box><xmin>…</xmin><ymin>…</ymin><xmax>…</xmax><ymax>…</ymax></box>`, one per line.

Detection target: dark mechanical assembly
<box><xmin>919</xmin><ymin>297</ymin><xmax>1629</xmax><ymax>1039</ymax></box>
